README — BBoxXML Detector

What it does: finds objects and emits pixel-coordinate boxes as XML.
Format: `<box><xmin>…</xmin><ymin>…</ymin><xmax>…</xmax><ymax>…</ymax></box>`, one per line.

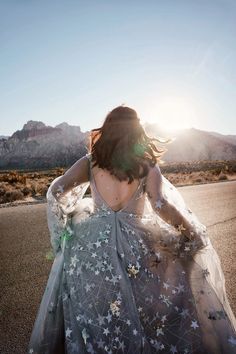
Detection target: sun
<box><xmin>140</xmin><ymin>95</ymin><xmax>196</xmax><ymax>132</ymax></box>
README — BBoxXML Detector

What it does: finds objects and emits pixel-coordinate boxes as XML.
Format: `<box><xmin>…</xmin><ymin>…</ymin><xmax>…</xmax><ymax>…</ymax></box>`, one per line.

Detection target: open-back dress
<box><xmin>27</xmin><ymin>153</ymin><xmax>236</xmax><ymax>354</ymax></box>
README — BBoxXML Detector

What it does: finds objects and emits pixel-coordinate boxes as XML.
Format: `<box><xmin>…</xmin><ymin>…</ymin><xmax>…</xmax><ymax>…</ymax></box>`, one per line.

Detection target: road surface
<box><xmin>0</xmin><ymin>180</ymin><xmax>236</xmax><ymax>354</ymax></box>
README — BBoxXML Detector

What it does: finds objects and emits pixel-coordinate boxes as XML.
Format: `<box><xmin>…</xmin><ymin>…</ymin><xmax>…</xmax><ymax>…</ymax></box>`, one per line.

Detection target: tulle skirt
<box><xmin>27</xmin><ymin>205</ymin><xmax>236</xmax><ymax>354</ymax></box>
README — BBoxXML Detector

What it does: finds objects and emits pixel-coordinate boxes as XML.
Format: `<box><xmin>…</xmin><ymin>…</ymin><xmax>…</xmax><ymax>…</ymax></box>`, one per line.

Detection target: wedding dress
<box><xmin>27</xmin><ymin>153</ymin><xmax>236</xmax><ymax>354</ymax></box>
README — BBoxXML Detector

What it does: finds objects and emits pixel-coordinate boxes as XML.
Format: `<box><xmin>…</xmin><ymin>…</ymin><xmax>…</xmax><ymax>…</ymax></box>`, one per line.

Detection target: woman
<box><xmin>27</xmin><ymin>105</ymin><xmax>236</xmax><ymax>354</ymax></box>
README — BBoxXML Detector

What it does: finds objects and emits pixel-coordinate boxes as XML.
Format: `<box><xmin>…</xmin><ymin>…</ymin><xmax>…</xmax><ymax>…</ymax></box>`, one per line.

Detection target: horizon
<box><xmin>1</xmin><ymin>1</ymin><xmax>236</xmax><ymax>136</ymax></box>
<box><xmin>1</xmin><ymin>118</ymin><xmax>235</xmax><ymax>138</ymax></box>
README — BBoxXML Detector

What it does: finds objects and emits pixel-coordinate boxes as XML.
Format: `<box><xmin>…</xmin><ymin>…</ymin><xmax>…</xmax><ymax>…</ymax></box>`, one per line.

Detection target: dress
<box><xmin>27</xmin><ymin>153</ymin><xmax>236</xmax><ymax>354</ymax></box>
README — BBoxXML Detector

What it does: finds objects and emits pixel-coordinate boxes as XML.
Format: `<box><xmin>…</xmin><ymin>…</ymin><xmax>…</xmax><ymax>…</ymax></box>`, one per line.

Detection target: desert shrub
<box><xmin>0</xmin><ymin>187</ymin><xmax>6</xmax><ymax>196</ymax></box>
<box><xmin>213</xmin><ymin>168</ymin><xmax>222</xmax><ymax>175</ymax></box>
<box><xmin>4</xmin><ymin>189</ymin><xmax>24</xmax><ymax>203</ymax></box>
<box><xmin>1</xmin><ymin>172</ymin><xmax>26</xmax><ymax>184</ymax></box>
<box><xmin>31</xmin><ymin>184</ymin><xmax>37</xmax><ymax>196</ymax></box>
<box><xmin>30</xmin><ymin>182</ymin><xmax>47</xmax><ymax>196</ymax></box>
<box><xmin>218</xmin><ymin>174</ymin><xmax>228</xmax><ymax>181</ymax></box>
<box><xmin>37</xmin><ymin>185</ymin><xmax>48</xmax><ymax>196</ymax></box>
<box><xmin>56</xmin><ymin>168</ymin><xmax>65</xmax><ymax>174</ymax></box>
<box><xmin>231</xmin><ymin>164</ymin><xmax>236</xmax><ymax>173</ymax></box>
<box><xmin>195</xmin><ymin>178</ymin><xmax>202</xmax><ymax>183</ymax></box>
<box><xmin>22</xmin><ymin>186</ymin><xmax>31</xmax><ymax>196</ymax></box>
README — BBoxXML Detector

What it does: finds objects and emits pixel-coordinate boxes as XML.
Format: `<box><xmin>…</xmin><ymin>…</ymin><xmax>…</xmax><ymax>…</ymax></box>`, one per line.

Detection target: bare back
<box><xmin>91</xmin><ymin>165</ymin><xmax>141</xmax><ymax>212</ymax></box>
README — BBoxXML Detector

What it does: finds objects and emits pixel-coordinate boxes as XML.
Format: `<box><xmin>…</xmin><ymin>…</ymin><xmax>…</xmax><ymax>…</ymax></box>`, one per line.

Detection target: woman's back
<box><xmin>91</xmin><ymin>163</ymin><xmax>143</xmax><ymax>212</ymax></box>
<box><xmin>89</xmin><ymin>156</ymin><xmax>147</xmax><ymax>215</ymax></box>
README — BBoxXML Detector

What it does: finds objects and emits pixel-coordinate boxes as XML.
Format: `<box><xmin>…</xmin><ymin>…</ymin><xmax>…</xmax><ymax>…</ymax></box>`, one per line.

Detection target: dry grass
<box><xmin>161</xmin><ymin>160</ymin><xmax>236</xmax><ymax>186</ymax></box>
<box><xmin>0</xmin><ymin>168</ymin><xmax>65</xmax><ymax>204</ymax></box>
<box><xmin>0</xmin><ymin>160</ymin><xmax>236</xmax><ymax>205</ymax></box>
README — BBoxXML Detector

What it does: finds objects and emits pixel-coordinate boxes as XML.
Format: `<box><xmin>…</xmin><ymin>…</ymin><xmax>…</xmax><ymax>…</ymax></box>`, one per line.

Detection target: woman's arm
<box><xmin>50</xmin><ymin>155</ymin><xmax>89</xmax><ymax>202</ymax></box>
<box><xmin>145</xmin><ymin>164</ymin><xmax>195</xmax><ymax>240</ymax></box>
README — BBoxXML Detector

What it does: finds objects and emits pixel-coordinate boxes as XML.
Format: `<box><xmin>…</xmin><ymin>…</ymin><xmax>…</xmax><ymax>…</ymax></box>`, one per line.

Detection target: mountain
<box><xmin>0</xmin><ymin>120</ymin><xmax>89</xmax><ymax>169</ymax></box>
<box><xmin>0</xmin><ymin>121</ymin><xmax>235</xmax><ymax>170</ymax></box>
<box><xmin>144</xmin><ymin>124</ymin><xmax>236</xmax><ymax>162</ymax></box>
<box><xmin>206</xmin><ymin>131</ymin><xmax>236</xmax><ymax>146</ymax></box>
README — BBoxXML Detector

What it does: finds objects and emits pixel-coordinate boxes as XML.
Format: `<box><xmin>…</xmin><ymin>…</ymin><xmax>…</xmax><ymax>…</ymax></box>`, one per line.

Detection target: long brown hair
<box><xmin>89</xmin><ymin>105</ymin><xmax>172</xmax><ymax>183</ymax></box>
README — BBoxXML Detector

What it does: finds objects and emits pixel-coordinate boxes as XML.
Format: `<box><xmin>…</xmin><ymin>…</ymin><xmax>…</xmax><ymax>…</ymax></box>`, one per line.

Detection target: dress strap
<box><xmin>142</xmin><ymin>174</ymin><xmax>147</xmax><ymax>193</ymax></box>
<box><xmin>85</xmin><ymin>153</ymin><xmax>92</xmax><ymax>181</ymax></box>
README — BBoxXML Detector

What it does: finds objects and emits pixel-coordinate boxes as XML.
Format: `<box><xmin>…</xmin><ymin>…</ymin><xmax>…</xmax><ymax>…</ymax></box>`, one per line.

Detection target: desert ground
<box><xmin>0</xmin><ymin>180</ymin><xmax>236</xmax><ymax>353</ymax></box>
<box><xmin>0</xmin><ymin>160</ymin><xmax>236</xmax><ymax>206</ymax></box>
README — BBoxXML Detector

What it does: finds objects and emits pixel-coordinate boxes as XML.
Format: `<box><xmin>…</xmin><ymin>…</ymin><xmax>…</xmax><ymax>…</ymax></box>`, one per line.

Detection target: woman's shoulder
<box><xmin>70</xmin><ymin>154</ymin><xmax>91</xmax><ymax>166</ymax></box>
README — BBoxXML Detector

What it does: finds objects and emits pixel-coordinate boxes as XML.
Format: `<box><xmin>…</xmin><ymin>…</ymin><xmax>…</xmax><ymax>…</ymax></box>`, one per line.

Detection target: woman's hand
<box><xmin>151</xmin><ymin>194</ymin><xmax>196</xmax><ymax>239</ymax></box>
<box><xmin>145</xmin><ymin>164</ymin><xmax>199</xmax><ymax>241</ymax></box>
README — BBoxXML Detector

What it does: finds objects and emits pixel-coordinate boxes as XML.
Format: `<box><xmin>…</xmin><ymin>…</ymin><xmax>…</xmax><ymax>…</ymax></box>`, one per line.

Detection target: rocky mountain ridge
<box><xmin>0</xmin><ymin>120</ymin><xmax>89</xmax><ymax>169</ymax></box>
<box><xmin>0</xmin><ymin>120</ymin><xmax>235</xmax><ymax>170</ymax></box>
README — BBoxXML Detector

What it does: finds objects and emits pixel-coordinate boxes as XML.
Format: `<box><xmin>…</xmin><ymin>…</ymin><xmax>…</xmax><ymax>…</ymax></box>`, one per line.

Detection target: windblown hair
<box><xmin>89</xmin><ymin>105</ymin><xmax>172</xmax><ymax>183</ymax></box>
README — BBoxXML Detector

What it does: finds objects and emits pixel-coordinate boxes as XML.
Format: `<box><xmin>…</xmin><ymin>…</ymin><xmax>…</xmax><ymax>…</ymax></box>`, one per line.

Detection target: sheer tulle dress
<box><xmin>27</xmin><ymin>153</ymin><xmax>236</xmax><ymax>354</ymax></box>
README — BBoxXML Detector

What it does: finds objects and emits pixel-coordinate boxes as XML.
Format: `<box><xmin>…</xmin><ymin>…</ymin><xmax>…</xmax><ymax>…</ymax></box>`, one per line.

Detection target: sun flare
<box><xmin>140</xmin><ymin>95</ymin><xmax>196</xmax><ymax>132</ymax></box>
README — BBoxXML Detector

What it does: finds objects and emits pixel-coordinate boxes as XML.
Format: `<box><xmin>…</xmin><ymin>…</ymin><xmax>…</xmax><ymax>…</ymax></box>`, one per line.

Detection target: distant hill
<box><xmin>0</xmin><ymin>121</ymin><xmax>235</xmax><ymax>170</ymax></box>
<box><xmin>0</xmin><ymin>120</ymin><xmax>89</xmax><ymax>169</ymax></box>
<box><xmin>144</xmin><ymin>124</ymin><xmax>236</xmax><ymax>163</ymax></box>
<box><xmin>206</xmin><ymin>131</ymin><xmax>236</xmax><ymax>146</ymax></box>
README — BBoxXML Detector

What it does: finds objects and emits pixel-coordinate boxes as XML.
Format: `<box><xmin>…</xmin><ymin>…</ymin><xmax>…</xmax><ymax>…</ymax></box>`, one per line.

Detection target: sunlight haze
<box><xmin>139</xmin><ymin>94</ymin><xmax>197</xmax><ymax>131</ymax></box>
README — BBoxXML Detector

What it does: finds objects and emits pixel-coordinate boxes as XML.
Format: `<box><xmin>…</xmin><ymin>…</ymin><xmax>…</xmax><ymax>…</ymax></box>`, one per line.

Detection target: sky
<box><xmin>1</xmin><ymin>0</ymin><xmax>236</xmax><ymax>137</ymax></box>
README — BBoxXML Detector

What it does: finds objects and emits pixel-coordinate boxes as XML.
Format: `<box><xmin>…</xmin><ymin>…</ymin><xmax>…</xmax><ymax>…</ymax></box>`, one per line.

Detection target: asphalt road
<box><xmin>0</xmin><ymin>180</ymin><xmax>236</xmax><ymax>354</ymax></box>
